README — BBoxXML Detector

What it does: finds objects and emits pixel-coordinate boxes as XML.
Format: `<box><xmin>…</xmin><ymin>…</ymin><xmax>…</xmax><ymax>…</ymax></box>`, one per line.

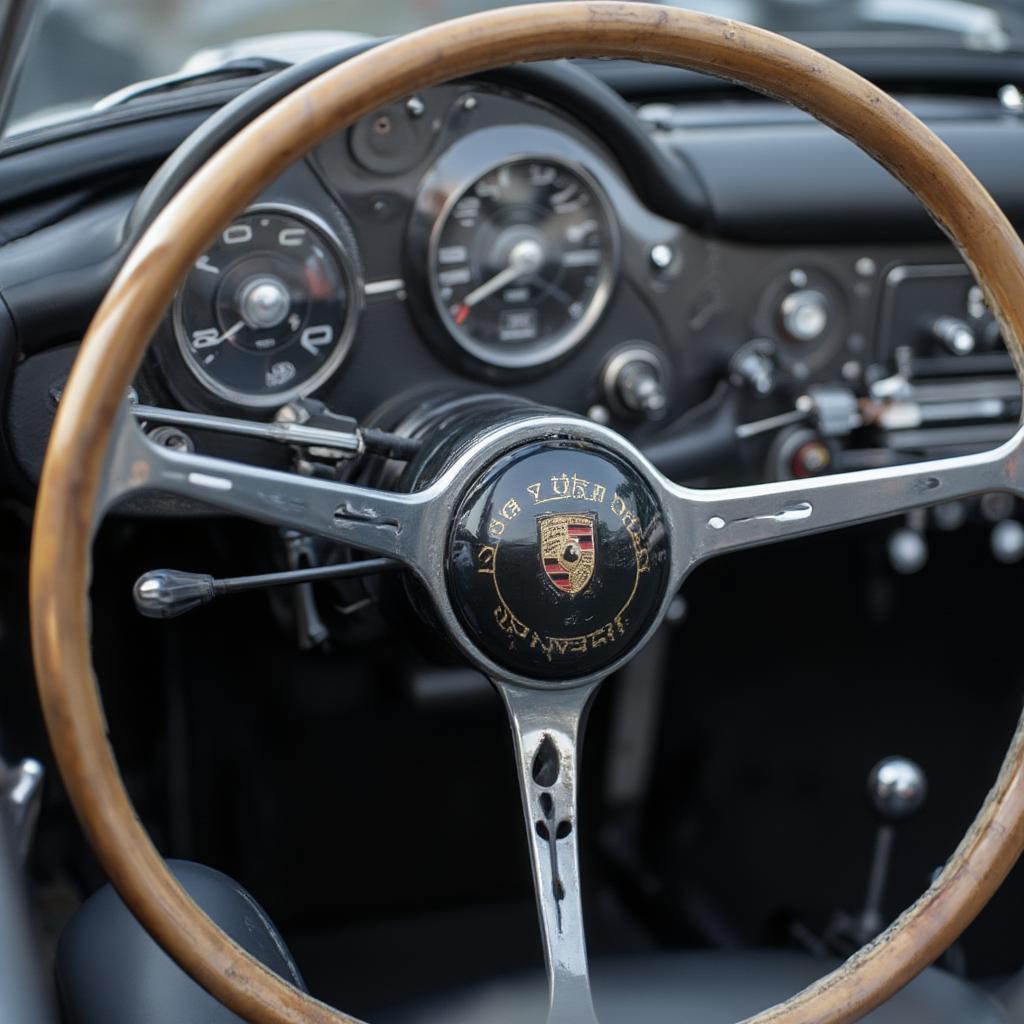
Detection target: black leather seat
<box><xmin>56</xmin><ymin>860</ymin><xmax>306</xmax><ymax>1024</ymax></box>
<box><xmin>57</xmin><ymin>861</ymin><xmax>1008</xmax><ymax>1024</ymax></box>
<box><xmin>382</xmin><ymin>950</ymin><xmax>1010</xmax><ymax>1024</ymax></box>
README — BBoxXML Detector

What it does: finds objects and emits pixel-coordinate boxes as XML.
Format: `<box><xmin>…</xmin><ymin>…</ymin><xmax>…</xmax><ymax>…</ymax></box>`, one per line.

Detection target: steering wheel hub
<box><xmin>447</xmin><ymin>439</ymin><xmax>671</xmax><ymax>681</ymax></box>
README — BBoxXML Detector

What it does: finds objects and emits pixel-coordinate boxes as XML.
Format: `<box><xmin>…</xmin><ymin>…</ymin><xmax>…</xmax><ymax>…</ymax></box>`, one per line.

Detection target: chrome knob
<box><xmin>731</xmin><ymin>341</ymin><xmax>776</xmax><ymax>396</ymax></box>
<box><xmin>868</xmin><ymin>756</ymin><xmax>928</xmax><ymax>822</ymax></box>
<box><xmin>887</xmin><ymin>528</ymin><xmax>927</xmax><ymax>575</ymax></box>
<box><xmin>603</xmin><ymin>347</ymin><xmax>667</xmax><ymax>419</ymax></box>
<box><xmin>649</xmin><ymin>243</ymin><xmax>674</xmax><ymax>270</ymax></box>
<box><xmin>133</xmin><ymin>569</ymin><xmax>217</xmax><ymax>619</ymax></box>
<box><xmin>238</xmin><ymin>276</ymin><xmax>291</xmax><ymax>330</ymax></box>
<box><xmin>991</xmin><ymin>519</ymin><xmax>1024</xmax><ymax>564</ymax></box>
<box><xmin>617</xmin><ymin>361</ymin><xmax>666</xmax><ymax>416</ymax></box>
<box><xmin>931</xmin><ymin>316</ymin><xmax>975</xmax><ymax>356</ymax></box>
<box><xmin>780</xmin><ymin>289</ymin><xmax>829</xmax><ymax>342</ymax></box>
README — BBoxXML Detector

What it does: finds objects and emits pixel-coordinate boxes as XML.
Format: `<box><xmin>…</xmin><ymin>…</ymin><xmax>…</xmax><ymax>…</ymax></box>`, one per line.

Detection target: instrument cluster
<box><xmin>156</xmin><ymin>84</ymin><xmax>684</xmax><ymax>419</ymax></box>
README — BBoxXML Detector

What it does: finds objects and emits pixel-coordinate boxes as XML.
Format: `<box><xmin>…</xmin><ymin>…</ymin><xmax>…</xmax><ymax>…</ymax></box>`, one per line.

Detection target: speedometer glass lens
<box><xmin>430</xmin><ymin>157</ymin><xmax>617</xmax><ymax>368</ymax></box>
<box><xmin>173</xmin><ymin>208</ymin><xmax>358</xmax><ymax>407</ymax></box>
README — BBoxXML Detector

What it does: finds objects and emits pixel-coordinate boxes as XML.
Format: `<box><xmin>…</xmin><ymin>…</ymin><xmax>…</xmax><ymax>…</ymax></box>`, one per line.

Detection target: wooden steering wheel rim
<box><xmin>29</xmin><ymin>4</ymin><xmax>1024</xmax><ymax>1023</ymax></box>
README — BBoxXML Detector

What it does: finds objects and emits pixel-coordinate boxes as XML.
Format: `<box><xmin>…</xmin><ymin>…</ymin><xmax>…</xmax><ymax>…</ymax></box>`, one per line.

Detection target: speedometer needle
<box><xmin>218</xmin><ymin>320</ymin><xmax>245</xmax><ymax>343</ymax></box>
<box><xmin>452</xmin><ymin>239</ymin><xmax>544</xmax><ymax>325</ymax></box>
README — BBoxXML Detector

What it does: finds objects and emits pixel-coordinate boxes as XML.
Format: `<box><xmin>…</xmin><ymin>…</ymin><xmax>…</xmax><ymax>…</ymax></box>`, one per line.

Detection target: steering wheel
<box><xmin>28</xmin><ymin>4</ymin><xmax>1024</xmax><ymax>1023</ymax></box>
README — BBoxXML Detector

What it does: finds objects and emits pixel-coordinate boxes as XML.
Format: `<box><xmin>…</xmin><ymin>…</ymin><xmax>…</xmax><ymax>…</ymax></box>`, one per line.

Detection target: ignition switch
<box><xmin>601</xmin><ymin>345</ymin><xmax>668</xmax><ymax>420</ymax></box>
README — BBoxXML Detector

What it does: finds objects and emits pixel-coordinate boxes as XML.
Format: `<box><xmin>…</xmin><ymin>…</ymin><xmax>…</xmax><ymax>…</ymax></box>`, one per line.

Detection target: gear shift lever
<box><xmin>858</xmin><ymin>756</ymin><xmax>928</xmax><ymax>941</ymax></box>
<box><xmin>820</xmin><ymin>755</ymin><xmax>927</xmax><ymax>954</ymax></box>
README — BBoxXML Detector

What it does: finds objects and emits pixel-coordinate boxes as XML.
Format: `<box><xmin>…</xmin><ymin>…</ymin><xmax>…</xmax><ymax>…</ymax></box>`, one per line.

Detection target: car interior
<box><xmin>5</xmin><ymin>1</ymin><xmax>1024</xmax><ymax>1022</ymax></box>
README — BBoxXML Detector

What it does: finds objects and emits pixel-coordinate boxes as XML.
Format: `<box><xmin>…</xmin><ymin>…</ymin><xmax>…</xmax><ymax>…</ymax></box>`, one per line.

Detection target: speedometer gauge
<box><xmin>428</xmin><ymin>157</ymin><xmax>617</xmax><ymax>369</ymax></box>
<box><xmin>173</xmin><ymin>205</ymin><xmax>359</xmax><ymax>408</ymax></box>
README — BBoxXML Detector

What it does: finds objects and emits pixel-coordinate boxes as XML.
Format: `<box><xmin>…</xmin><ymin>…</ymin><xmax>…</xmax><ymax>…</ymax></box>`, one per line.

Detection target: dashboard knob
<box><xmin>931</xmin><ymin>316</ymin><xmax>976</xmax><ymax>355</ymax></box>
<box><xmin>780</xmin><ymin>288</ymin><xmax>829</xmax><ymax>342</ymax></box>
<box><xmin>602</xmin><ymin>347</ymin><xmax>667</xmax><ymax>419</ymax></box>
<box><xmin>730</xmin><ymin>340</ymin><xmax>776</xmax><ymax>396</ymax></box>
<box><xmin>887</xmin><ymin>527</ymin><xmax>928</xmax><ymax>575</ymax></box>
<box><xmin>991</xmin><ymin>519</ymin><xmax>1024</xmax><ymax>564</ymax></box>
<box><xmin>649</xmin><ymin>243</ymin><xmax>674</xmax><ymax>270</ymax></box>
<box><xmin>617</xmin><ymin>361</ymin><xmax>666</xmax><ymax>416</ymax></box>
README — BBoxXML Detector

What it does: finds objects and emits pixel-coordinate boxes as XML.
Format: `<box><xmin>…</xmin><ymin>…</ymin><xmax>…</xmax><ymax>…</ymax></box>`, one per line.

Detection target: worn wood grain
<box><xmin>29</xmin><ymin>4</ymin><xmax>1024</xmax><ymax>1023</ymax></box>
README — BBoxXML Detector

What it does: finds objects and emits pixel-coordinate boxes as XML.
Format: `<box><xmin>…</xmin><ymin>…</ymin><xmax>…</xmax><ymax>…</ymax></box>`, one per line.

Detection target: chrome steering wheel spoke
<box><xmin>667</xmin><ymin>427</ymin><xmax>1024</xmax><ymax>578</ymax></box>
<box><xmin>496</xmin><ymin>679</ymin><xmax>602</xmax><ymax>1024</ymax></box>
<box><xmin>96</xmin><ymin>400</ymin><xmax>442</xmax><ymax>573</ymax></box>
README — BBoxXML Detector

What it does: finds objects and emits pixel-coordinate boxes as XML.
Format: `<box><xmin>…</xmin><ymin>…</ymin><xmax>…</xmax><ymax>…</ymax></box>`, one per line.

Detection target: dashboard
<box><xmin>1</xmin><ymin>54</ymin><xmax>1023</xmax><ymax>555</ymax></box>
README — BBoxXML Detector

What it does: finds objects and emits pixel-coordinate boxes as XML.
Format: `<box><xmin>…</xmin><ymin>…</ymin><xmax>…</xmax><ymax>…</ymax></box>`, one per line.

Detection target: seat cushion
<box><xmin>382</xmin><ymin>949</ymin><xmax>1008</xmax><ymax>1024</ymax></box>
<box><xmin>56</xmin><ymin>859</ymin><xmax>305</xmax><ymax>1024</ymax></box>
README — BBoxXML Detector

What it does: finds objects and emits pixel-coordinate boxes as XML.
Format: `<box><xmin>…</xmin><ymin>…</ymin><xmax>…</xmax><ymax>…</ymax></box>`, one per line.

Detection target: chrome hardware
<box><xmin>827</xmin><ymin>756</ymin><xmax>928</xmax><ymax>950</ymax></box>
<box><xmin>133</xmin><ymin>558</ymin><xmax>399</xmax><ymax>619</ymax></box>
<box><xmin>780</xmin><ymin>288</ymin><xmax>829</xmax><ymax>342</ymax></box>
<box><xmin>730</xmin><ymin>339</ymin><xmax>776</xmax><ymax>396</ymax></box>
<box><xmin>992</xmin><ymin>518</ymin><xmax>1024</xmax><ymax>564</ymax></box>
<box><xmin>931</xmin><ymin>315</ymin><xmax>976</xmax><ymax>356</ymax></box>
<box><xmin>805</xmin><ymin>384</ymin><xmax>861</xmax><ymax>438</ymax></box>
<box><xmin>238</xmin><ymin>275</ymin><xmax>291</xmax><ymax>330</ymax></box>
<box><xmin>602</xmin><ymin>346</ymin><xmax>667</xmax><ymax>419</ymax></box>
<box><xmin>856</xmin><ymin>757</ymin><xmax>928</xmax><ymax>941</ymax></box>
<box><xmin>735</xmin><ymin>404</ymin><xmax>811</xmax><ymax>440</ymax></box>
<box><xmin>146</xmin><ymin>425</ymin><xmax>194</xmax><ymax>452</ymax></box>
<box><xmin>134</xmin><ymin>569</ymin><xmax>216</xmax><ymax>619</ymax></box>
<box><xmin>132</xmin><ymin>403</ymin><xmax>363</xmax><ymax>457</ymax></box>
<box><xmin>887</xmin><ymin>526</ymin><xmax>928</xmax><ymax>575</ymax></box>
<box><xmin>869</xmin><ymin>756</ymin><xmax>928</xmax><ymax>822</ymax></box>
<box><xmin>999</xmin><ymin>83</ymin><xmax>1024</xmax><ymax>114</ymax></box>
<box><xmin>649</xmin><ymin>243</ymin><xmax>674</xmax><ymax>270</ymax></box>
<box><xmin>1</xmin><ymin>758</ymin><xmax>44</xmax><ymax>863</ymax></box>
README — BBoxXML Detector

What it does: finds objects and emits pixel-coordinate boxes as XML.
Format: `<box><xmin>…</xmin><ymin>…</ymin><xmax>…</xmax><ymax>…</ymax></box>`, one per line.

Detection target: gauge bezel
<box><xmin>171</xmin><ymin>202</ymin><xmax>362</xmax><ymax>409</ymax></box>
<box><xmin>424</xmin><ymin>150</ymin><xmax>620</xmax><ymax>370</ymax></box>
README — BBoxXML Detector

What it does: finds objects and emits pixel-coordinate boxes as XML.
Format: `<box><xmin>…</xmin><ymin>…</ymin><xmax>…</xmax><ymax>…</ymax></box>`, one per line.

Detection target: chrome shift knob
<box><xmin>868</xmin><ymin>756</ymin><xmax>927</xmax><ymax>822</ymax></box>
<box><xmin>133</xmin><ymin>569</ymin><xmax>216</xmax><ymax>619</ymax></box>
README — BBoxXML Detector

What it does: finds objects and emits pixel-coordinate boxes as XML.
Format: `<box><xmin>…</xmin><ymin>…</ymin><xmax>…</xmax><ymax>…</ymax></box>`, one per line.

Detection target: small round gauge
<box><xmin>173</xmin><ymin>206</ymin><xmax>359</xmax><ymax>408</ymax></box>
<box><xmin>428</xmin><ymin>157</ymin><xmax>618</xmax><ymax>369</ymax></box>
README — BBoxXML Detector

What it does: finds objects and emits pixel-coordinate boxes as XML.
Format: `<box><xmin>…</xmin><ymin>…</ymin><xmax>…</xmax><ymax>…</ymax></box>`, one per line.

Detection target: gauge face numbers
<box><xmin>173</xmin><ymin>209</ymin><xmax>357</xmax><ymax>407</ymax></box>
<box><xmin>429</xmin><ymin>158</ymin><xmax>617</xmax><ymax>368</ymax></box>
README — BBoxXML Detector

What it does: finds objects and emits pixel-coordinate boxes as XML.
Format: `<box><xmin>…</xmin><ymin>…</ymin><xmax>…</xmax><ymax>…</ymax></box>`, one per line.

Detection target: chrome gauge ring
<box><xmin>171</xmin><ymin>203</ymin><xmax>361</xmax><ymax>408</ymax></box>
<box><xmin>426</xmin><ymin>153</ymin><xmax>619</xmax><ymax>369</ymax></box>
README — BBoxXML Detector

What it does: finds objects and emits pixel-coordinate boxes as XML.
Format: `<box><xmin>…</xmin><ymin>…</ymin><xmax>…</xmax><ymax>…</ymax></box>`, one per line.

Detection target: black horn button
<box><xmin>447</xmin><ymin>441</ymin><xmax>671</xmax><ymax>682</ymax></box>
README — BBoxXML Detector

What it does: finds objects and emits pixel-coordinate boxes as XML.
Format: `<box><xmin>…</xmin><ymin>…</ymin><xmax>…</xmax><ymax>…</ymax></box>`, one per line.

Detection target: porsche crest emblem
<box><xmin>538</xmin><ymin>514</ymin><xmax>596</xmax><ymax>596</ymax></box>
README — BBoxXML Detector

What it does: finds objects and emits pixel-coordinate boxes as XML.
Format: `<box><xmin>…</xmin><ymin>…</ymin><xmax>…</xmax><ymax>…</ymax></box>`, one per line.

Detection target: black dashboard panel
<box><xmin>666</xmin><ymin>117</ymin><xmax>1024</xmax><ymax>243</ymax></box>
